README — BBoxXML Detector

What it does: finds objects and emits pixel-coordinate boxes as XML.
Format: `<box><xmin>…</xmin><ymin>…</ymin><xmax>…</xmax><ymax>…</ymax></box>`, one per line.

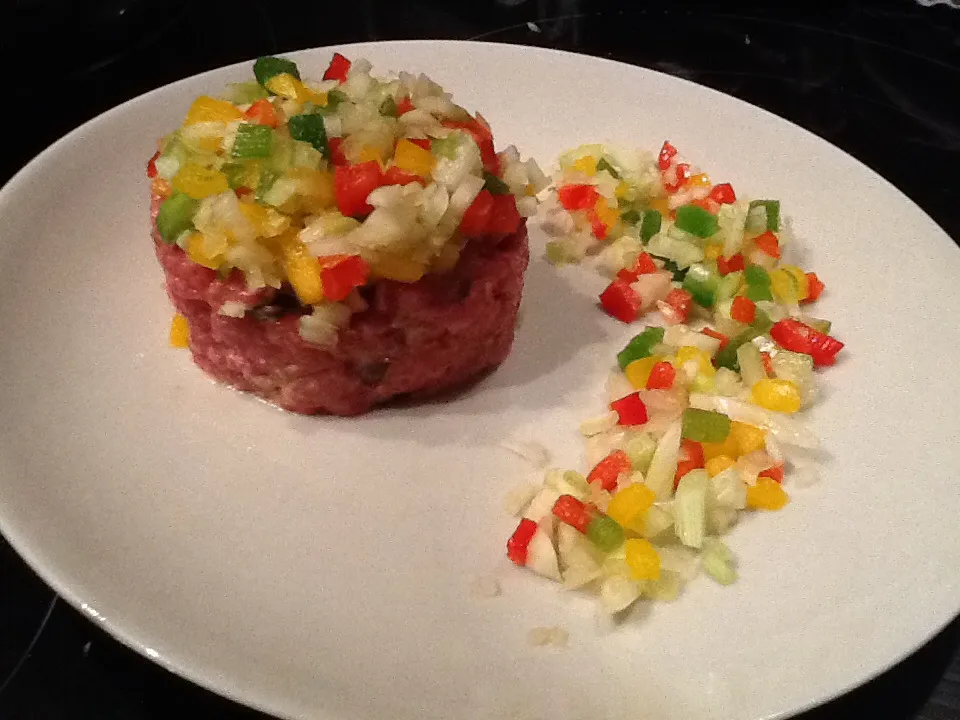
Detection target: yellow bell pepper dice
<box><xmin>172</xmin><ymin>163</ymin><xmax>229</xmax><ymax>199</ymax></box>
<box><xmin>185</xmin><ymin>232</ymin><xmax>222</xmax><ymax>270</ymax></box>
<box><xmin>624</xmin><ymin>538</ymin><xmax>661</xmax><ymax>581</ymax></box>
<box><xmin>282</xmin><ymin>243</ymin><xmax>325</xmax><ymax>305</ymax></box>
<box><xmin>624</xmin><ymin>356</ymin><xmax>660</xmax><ymax>390</ymax></box>
<box><xmin>729</xmin><ymin>421</ymin><xmax>767</xmax><ymax>456</ymax></box>
<box><xmin>751</xmin><ymin>378</ymin><xmax>802</xmax><ymax>414</ymax></box>
<box><xmin>746</xmin><ymin>478</ymin><xmax>789</xmax><ymax>510</ymax></box>
<box><xmin>592</xmin><ymin>197</ymin><xmax>619</xmax><ymax>231</ymax></box>
<box><xmin>169</xmin><ymin>314</ymin><xmax>190</xmax><ymax>348</ymax></box>
<box><xmin>393</xmin><ymin>139</ymin><xmax>436</xmax><ymax>178</ymax></box>
<box><xmin>369</xmin><ymin>254</ymin><xmax>427</xmax><ymax>283</ymax></box>
<box><xmin>572</xmin><ymin>155</ymin><xmax>597</xmax><ymax>176</ymax></box>
<box><xmin>184</xmin><ymin>96</ymin><xmax>243</xmax><ymax>125</ymax></box>
<box><xmin>701</xmin><ymin>430</ymin><xmax>741</xmax><ymax>461</ymax></box>
<box><xmin>607</xmin><ymin>484</ymin><xmax>656</xmax><ymax>529</ymax></box>
<box><xmin>265</xmin><ymin>73</ymin><xmax>307</xmax><ymax>101</ymax></box>
<box><xmin>705</xmin><ymin>455</ymin><xmax>736</xmax><ymax>477</ymax></box>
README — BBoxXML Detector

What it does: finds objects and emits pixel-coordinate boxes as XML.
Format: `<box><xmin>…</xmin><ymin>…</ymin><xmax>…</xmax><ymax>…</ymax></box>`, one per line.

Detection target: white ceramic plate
<box><xmin>1</xmin><ymin>40</ymin><xmax>959</xmax><ymax>720</ymax></box>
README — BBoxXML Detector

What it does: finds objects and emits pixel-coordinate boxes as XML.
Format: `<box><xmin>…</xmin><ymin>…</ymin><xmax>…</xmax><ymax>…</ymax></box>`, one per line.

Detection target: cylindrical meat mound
<box><xmin>153</xmin><ymin>200</ymin><xmax>528</xmax><ymax>415</ymax></box>
<box><xmin>149</xmin><ymin>53</ymin><xmax>543</xmax><ymax>414</ymax></box>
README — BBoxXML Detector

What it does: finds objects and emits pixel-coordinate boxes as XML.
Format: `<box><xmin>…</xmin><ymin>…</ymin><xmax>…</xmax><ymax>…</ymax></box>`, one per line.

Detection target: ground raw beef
<box><xmin>151</xmin><ymin>194</ymin><xmax>529</xmax><ymax>415</ymax></box>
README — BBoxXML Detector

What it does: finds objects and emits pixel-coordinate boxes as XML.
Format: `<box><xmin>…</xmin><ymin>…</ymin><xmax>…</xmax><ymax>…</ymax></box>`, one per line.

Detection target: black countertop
<box><xmin>2</xmin><ymin>0</ymin><xmax>959</xmax><ymax>718</ymax></box>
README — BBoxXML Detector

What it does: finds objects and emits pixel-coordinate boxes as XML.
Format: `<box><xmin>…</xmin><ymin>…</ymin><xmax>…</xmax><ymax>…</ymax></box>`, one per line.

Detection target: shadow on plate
<box><xmin>285</xmin><ymin>257</ymin><xmax>609</xmax><ymax>445</ymax></box>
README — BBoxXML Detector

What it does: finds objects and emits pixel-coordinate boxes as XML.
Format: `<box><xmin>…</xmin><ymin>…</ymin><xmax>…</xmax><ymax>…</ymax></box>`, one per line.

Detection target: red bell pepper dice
<box><xmin>803</xmin><ymin>272</ymin><xmax>825</xmax><ymax>303</ymax></box>
<box><xmin>646</xmin><ymin>361</ymin><xmax>676</xmax><ymax>390</ymax></box>
<box><xmin>600</xmin><ymin>280</ymin><xmax>642</xmax><ymax>323</ymax></box>
<box><xmin>507</xmin><ymin>518</ymin><xmax>538</xmax><ymax>565</ymax></box>
<box><xmin>731</xmin><ymin>295</ymin><xmax>756</xmax><ymax>324</ymax></box>
<box><xmin>610</xmin><ymin>392</ymin><xmax>649</xmax><ymax>426</ymax></box>
<box><xmin>587</xmin><ymin>450</ymin><xmax>632</xmax><ymax>492</ymax></box>
<box><xmin>244</xmin><ymin>99</ymin><xmax>279</xmax><ymax>128</ymax></box>
<box><xmin>663</xmin><ymin>288</ymin><xmax>693</xmax><ymax>323</ymax></box>
<box><xmin>459</xmin><ymin>190</ymin><xmax>495</xmax><ymax>237</ymax></box>
<box><xmin>328</xmin><ymin>137</ymin><xmax>348</xmax><ymax>166</ymax></box>
<box><xmin>557</xmin><ymin>184</ymin><xmax>601</xmax><ymax>211</ymax></box>
<box><xmin>334</xmin><ymin>161</ymin><xmax>383</xmax><ymax>218</ymax></box>
<box><xmin>487</xmin><ymin>194</ymin><xmax>522</xmax><ymax>235</ymax></box>
<box><xmin>658</xmin><ymin>141</ymin><xmax>678</xmax><ymax>170</ymax></box>
<box><xmin>146</xmin><ymin>151</ymin><xmax>160</xmax><ymax>179</ymax></box>
<box><xmin>382</xmin><ymin>166</ymin><xmax>425</xmax><ymax>187</ymax></box>
<box><xmin>708</xmin><ymin>183</ymin><xmax>736</xmax><ymax>204</ymax></box>
<box><xmin>701</xmin><ymin>327</ymin><xmax>730</xmax><ymax>352</ymax></box>
<box><xmin>317</xmin><ymin>255</ymin><xmax>370</xmax><ymax>302</ymax></box>
<box><xmin>323</xmin><ymin>52</ymin><xmax>351</xmax><ymax>82</ymax></box>
<box><xmin>753</xmin><ymin>230</ymin><xmax>781</xmax><ymax>259</ymax></box>
<box><xmin>552</xmin><ymin>495</ymin><xmax>592</xmax><ymax>534</ymax></box>
<box><xmin>770</xmin><ymin>318</ymin><xmax>844</xmax><ymax>367</ymax></box>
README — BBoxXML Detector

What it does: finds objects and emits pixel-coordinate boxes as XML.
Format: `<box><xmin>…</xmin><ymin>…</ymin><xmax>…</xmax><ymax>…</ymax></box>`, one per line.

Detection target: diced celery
<box><xmin>749</xmin><ymin>199</ymin><xmax>781</xmax><ymax>231</ymax></box>
<box><xmin>737</xmin><ymin>342</ymin><xmax>767</xmax><ymax>387</ymax></box>
<box><xmin>645</xmin><ymin>420</ymin><xmax>682</xmax><ymax>500</ymax></box>
<box><xmin>674</xmin><ymin>469</ymin><xmax>709</xmax><ymax>549</ymax></box>
<box><xmin>267</xmin><ymin>133</ymin><xmax>293</xmax><ymax>171</ymax></box>
<box><xmin>647</xmin><ymin>232</ymin><xmax>704</xmax><ymax>269</ymax></box>
<box><xmin>700</xmin><ymin>537</ymin><xmax>737</xmax><ymax>585</ymax></box>
<box><xmin>681</xmin><ymin>409</ymin><xmax>731</xmax><ymax>444</ymax></box>
<box><xmin>262</xmin><ymin>176</ymin><xmax>300</xmax><ymax>209</ymax></box>
<box><xmin>292</xmin><ymin>140</ymin><xmax>323</xmax><ymax>169</ymax></box>
<box><xmin>643</xmin><ymin>504</ymin><xmax>675</xmax><ymax>540</ymax></box>
<box><xmin>599</xmin><ymin>574</ymin><xmax>643</xmax><ymax>614</ymax></box>
<box><xmin>716</xmin><ymin>270</ymin><xmax>743</xmax><ymax>303</ymax></box>
<box><xmin>682</xmin><ymin>262</ymin><xmax>721</xmax><ymax>308</ymax></box>
<box><xmin>587</xmin><ymin>516</ymin><xmax>625</xmax><ymax>553</ymax></box>
<box><xmin>643</xmin><ymin>568</ymin><xmax>681</xmax><ymax>601</ymax></box>
<box><xmin>544</xmin><ymin>469</ymin><xmax>591</xmax><ymax>499</ymax></box>
<box><xmin>431</xmin><ymin>134</ymin><xmax>462</xmax><ymax>160</ymax></box>
<box><xmin>718</xmin><ymin>199</ymin><xmax>749</xmax><ymax>257</ymax></box>
<box><xmin>772</xmin><ymin>350</ymin><xmax>815</xmax><ymax>402</ymax></box>
<box><xmin>255</xmin><ymin>168</ymin><xmax>279</xmax><ymax>202</ymax></box>
<box><xmin>155</xmin><ymin>192</ymin><xmax>199</xmax><ymax>244</ymax></box>
<box><xmin>708</xmin><ymin>467</ymin><xmax>747</xmax><ymax>510</ymax></box>
<box><xmin>625</xmin><ymin>432</ymin><xmax>657</xmax><ymax>473</ymax></box>
<box><xmin>231</xmin><ymin>123</ymin><xmax>273</xmax><ymax>159</ymax></box>
<box><xmin>745</xmin><ymin>204</ymin><xmax>768</xmax><ymax>234</ymax></box>
<box><xmin>224</xmin><ymin>81</ymin><xmax>269</xmax><ymax>104</ymax></box>
<box><xmin>801</xmin><ymin>315</ymin><xmax>832</xmax><ymax>334</ymax></box>
<box><xmin>156</xmin><ymin>134</ymin><xmax>190</xmax><ymax>180</ymax></box>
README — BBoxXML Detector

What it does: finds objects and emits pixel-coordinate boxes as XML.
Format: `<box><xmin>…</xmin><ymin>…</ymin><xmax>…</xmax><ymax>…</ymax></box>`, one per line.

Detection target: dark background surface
<box><xmin>1</xmin><ymin>0</ymin><xmax>959</xmax><ymax>718</ymax></box>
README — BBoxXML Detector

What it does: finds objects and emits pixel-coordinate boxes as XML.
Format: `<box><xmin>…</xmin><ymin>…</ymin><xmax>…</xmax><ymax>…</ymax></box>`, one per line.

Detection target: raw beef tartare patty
<box><xmin>148</xmin><ymin>53</ymin><xmax>544</xmax><ymax>414</ymax></box>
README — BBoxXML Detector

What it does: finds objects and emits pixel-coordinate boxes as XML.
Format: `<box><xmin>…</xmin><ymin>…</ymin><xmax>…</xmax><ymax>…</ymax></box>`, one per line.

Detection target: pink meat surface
<box><xmin>151</xmin><ymin>193</ymin><xmax>529</xmax><ymax>415</ymax></box>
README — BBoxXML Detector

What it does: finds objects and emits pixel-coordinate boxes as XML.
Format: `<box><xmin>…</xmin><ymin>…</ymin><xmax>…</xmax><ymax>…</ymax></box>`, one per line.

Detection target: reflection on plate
<box><xmin>0</xmin><ymin>40</ymin><xmax>959</xmax><ymax>720</ymax></box>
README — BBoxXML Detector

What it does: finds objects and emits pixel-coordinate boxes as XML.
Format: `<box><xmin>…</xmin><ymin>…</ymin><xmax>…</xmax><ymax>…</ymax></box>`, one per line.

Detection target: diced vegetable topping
<box><xmin>504</xmin><ymin>139</ymin><xmax>844</xmax><ymax>619</ymax></box>
<box><xmin>254</xmin><ymin>56</ymin><xmax>301</xmax><ymax>87</ymax></box>
<box><xmin>287</xmin><ymin>114</ymin><xmax>329</xmax><ymax>157</ymax></box>
<box><xmin>150</xmin><ymin>54</ymin><xmax>543</xmax><ymax>346</ymax></box>
<box><xmin>156</xmin><ymin>192</ymin><xmax>199</xmax><ymax>243</ymax></box>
